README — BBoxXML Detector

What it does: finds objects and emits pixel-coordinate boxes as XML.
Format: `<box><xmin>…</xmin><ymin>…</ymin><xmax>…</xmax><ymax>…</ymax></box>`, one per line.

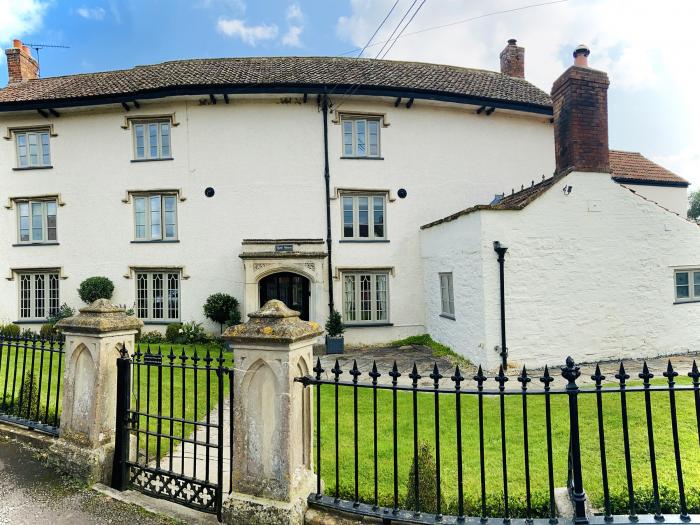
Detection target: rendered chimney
<box><xmin>551</xmin><ymin>44</ymin><xmax>610</xmax><ymax>175</ymax></box>
<box><xmin>5</xmin><ymin>39</ymin><xmax>39</xmax><ymax>84</ymax></box>
<box><xmin>500</xmin><ymin>38</ymin><xmax>525</xmax><ymax>78</ymax></box>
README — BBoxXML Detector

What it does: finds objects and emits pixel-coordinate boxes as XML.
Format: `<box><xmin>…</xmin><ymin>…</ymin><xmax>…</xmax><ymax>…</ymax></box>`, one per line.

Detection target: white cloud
<box><xmin>336</xmin><ymin>0</ymin><xmax>700</xmax><ymax>186</ymax></box>
<box><xmin>282</xmin><ymin>2</ymin><xmax>304</xmax><ymax>47</ymax></box>
<box><xmin>217</xmin><ymin>18</ymin><xmax>278</xmax><ymax>46</ymax></box>
<box><xmin>282</xmin><ymin>25</ymin><xmax>303</xmax><ymax>47</ymax></box>
<box><xmin>0</xmin><ymin>0</ymin><xmax>49</xmax><ymax>45</ymax></box>
<box><xmin>76</xmin><ymin>7</ymin><xmax>106</xmax><ymax>20</ymax></box>
<box><xmin>286</xmin><ymin>3</ymin><xmax>303</xmax><ymax>22</ymax></box>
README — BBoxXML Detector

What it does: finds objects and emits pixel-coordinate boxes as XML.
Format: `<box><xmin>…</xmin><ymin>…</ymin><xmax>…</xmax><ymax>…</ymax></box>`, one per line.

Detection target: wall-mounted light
<box><xmin>563</xmin><ymin>185</ymin><xmax>573</xmax><ymax>196</ymax></box>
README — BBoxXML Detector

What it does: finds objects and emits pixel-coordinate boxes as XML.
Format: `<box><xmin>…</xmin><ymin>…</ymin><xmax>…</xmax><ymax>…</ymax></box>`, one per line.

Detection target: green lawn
<box><xmin>315</xmin><ymin>378</ymin><xmax>700</xmax><ymax>517</ymax></box>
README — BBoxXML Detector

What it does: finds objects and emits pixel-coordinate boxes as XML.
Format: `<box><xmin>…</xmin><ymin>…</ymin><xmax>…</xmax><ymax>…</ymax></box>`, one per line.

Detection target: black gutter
<box><xmin>0</xmin><ymin>84</ymin><xmax>553</xmax><ymax>116</ymax></box>
<box><xmin>613</xmin><ymin>177</ymin><xmax>690</xmax><ymax>188</ymax></box>
<box><xmin>493</xmin><ymin>241</ymin><xmax>508</xmax><ymax>369</ymax></box>
<box><xmin>321</xmin><ymin>94</ymin><xmax>334</xmax><ymax>313</ymax></box>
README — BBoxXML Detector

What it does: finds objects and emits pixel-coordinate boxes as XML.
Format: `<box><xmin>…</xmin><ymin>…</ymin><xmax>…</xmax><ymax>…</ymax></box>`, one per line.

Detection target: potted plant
<box><xmin>325</xmin><ymin>309</ymin><xmax>345</xmax><ymax>354</ymax></box>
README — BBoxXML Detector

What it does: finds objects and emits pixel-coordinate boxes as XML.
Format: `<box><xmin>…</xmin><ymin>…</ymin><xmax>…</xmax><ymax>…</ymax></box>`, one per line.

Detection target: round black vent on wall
<box><xmin>397</xmin><ymin>188</ymin><xmax>407</xmax><ymax>199</ymax></box>
<box><xmin>205</xmin><ymin>187</ymin><xmax>215</xmax><ymax>198</ymax></box>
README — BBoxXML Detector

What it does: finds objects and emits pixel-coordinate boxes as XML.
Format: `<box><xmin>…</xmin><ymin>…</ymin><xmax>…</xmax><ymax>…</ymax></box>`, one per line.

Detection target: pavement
<box><xmin>0</xmin><ymin>437</ymin><xmax>186</xmax><ymax>525</ymax></box>
<box><xmin>318</xmin><ymin>345</ymin><xmax>700</xmax><ymax>390</ymax></box>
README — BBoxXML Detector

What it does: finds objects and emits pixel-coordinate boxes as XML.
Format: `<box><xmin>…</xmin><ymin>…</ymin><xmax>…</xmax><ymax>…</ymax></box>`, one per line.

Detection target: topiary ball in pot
<box><xmin>78</xmin><ymin>276</ymin><xmax>115</xmax><ymax>304</ymax></box>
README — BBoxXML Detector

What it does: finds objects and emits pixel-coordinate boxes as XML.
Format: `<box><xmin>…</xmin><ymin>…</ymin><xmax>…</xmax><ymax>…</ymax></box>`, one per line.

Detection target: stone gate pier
<box><xmin>52</xmin><ymin>300</ymin><xmax>142</xmax><ymax>483</ymax></box>
<box><xmin>222</xmin><ymin>299</ymin><xmax>322</xmax><ymax>525</ymax></box>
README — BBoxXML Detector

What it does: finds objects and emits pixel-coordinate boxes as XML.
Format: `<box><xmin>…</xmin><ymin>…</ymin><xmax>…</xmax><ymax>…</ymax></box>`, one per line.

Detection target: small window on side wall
<box><xmin>15</xmin><ymin>129</ymin><xmax>51</xmax><ymax>168</ymax></box>
<box><xmin>132</xmin><ymin>120</ymin><xmax>172</xmax><ymax>160</ymax></box>
<box><xmin>439</xmin><ymin>272</ymin><xmax>455</xmax><ymax>318</ymax></box>
<box><xmin>342</xmin><ymin>116</ymin><xmax>381</xmax><ymax>158</ymax></box>
<box><xmin>675</xmin><ymin>270</ymin><xmax>700</xmax><ymax>302</ymax></box>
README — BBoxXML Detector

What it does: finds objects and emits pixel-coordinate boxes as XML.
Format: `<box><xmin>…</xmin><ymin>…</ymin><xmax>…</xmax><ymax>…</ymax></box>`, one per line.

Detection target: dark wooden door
<box><xmin>259</xmin><ymin>272</ymin><xmax>310</xmax><ymax>321</ymax></box>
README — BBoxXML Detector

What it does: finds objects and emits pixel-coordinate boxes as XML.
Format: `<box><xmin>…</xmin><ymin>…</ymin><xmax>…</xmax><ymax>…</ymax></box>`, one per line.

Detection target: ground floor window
<box><xmin>18</xmin><ymin>272</ymin><xmax>60</xmax><ymax>320</ymax></box>
<box><xmin>342</xmin><ymin>271</ymin><xmax>389</xmax><ymax>324</ymax></box>
<box><xmin>136</xmin><ymin>270</ymin><xmax>180</xmax><ymax>321</ymax></box>
<box><xmin>439</xmin><ymin>272</ymin><xmax>455</xmax><ymax>318</ymax></box>
<box><xmin>675</xmin><ymin>269</ymin><xmax>700</xmax><ymax>302</ymax></box>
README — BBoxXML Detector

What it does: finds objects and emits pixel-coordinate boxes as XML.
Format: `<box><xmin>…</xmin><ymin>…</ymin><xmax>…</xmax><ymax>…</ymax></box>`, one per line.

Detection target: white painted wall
<box><xmin>621</xmin><ymin>183</ymin><xmax>688</xmax><ymax>217</ymax></box>
<box><xmin>422</xmin><ymin>170</ymin><xmax>700</xmax><ymax>370</ymax></box>
<box><xmin>0</xmin><ymin>93</ymin><xmax>555</xmax><ymax>344</ymax></box>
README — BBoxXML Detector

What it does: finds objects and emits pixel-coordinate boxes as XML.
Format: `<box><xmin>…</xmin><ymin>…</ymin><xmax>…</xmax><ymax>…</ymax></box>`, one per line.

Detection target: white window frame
<box><xmin>133</xmin><ymin>194</ymin><xmax>178</xmax><ymax>241</ymax></box>
<box><xmin>674</xmin><ymin>269</ymin><xmax>700</xmax><ymax>303</ymax></box>
<box><xmin>341</xmin><ymin>116</ymin><xmax>381</xmax><ymax>158</ymax></box>
<box><xmin>341</xmin><ymin>271</ymin><xmax>390</xmax><ymax>324</ymax></box>
<box><xmin>341</xmin><ymin>194</ymin><xmax>387</xmax><ymax>240</ymax></box>
<box><xmin>132</xmin><ymin>119</ymin><xmax>172</xmax><ymax>160</ymax></box>
<box><xmin>17</xmin><ymin>271</ymin><xmax>60</xmax><ymax>320</ymax></box>
<box><xmin>14</xmin><ymin>129</ymin><xmax>51</xmax><ymax>168</ymax></box>
<box><xmin>135</xmin><ymin>270</ymin><xmax>181</xmax><ymax>322</ymax></box>
<box><xmin>439</xmin><ymin>272</ymin><xmax>455</xmax><ymax>318</ymax></box>
<box><xmin>16</xmin><ymin>199</ymin><xmax>58</xmax><ymax>244</ymax></box>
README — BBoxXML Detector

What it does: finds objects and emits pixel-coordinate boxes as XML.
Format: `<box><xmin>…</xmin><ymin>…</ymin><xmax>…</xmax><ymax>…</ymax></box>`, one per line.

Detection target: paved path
<box><xmin>0</xmin><ymin>438</ymin><xmax>183</xmax><ymax>525</ymax></box>
<box><xmin>149</xmin><ymin>398</ymin><xmax>232</xmax><ymax>493</ymax></box>
<box><xmin>319</xmin><ymin>345</ymin><xmax>700</xmax><ymax>390</ymax></box>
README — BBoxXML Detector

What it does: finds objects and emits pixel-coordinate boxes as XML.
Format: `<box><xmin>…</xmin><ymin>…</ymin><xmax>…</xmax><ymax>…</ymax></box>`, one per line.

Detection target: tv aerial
<box><xmin>22</xmin><ymin>43</ymin><xmax>70</xmax><ymax>74</ymax></box>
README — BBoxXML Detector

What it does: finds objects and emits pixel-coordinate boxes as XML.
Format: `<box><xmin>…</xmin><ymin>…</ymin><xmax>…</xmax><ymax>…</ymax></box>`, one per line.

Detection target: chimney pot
<box><xmin>500</xmin><ymin>38</ymin><xmax>525</xmax><ymax>78</ymax></box>
<box><xmin>13</xmin><ymin>39</ymin><xmax>22</xmax><ymax>49</ymax></box>
<box><xmin>573</xmin><ymin>44</ymin><xmax>590</xmax><ymax>67</ymax></box>
<box><xmin>551</xmin><ymin>45</ymin><xmax>610</xmax><ymax>175</ymax></box>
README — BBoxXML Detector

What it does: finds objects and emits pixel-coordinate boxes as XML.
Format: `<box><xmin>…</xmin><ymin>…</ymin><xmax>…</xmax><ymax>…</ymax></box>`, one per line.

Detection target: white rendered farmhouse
<box><xmin>0</xmin><ymin>39</ymin><xmax>691</xmax><ymax>365</ymax></box>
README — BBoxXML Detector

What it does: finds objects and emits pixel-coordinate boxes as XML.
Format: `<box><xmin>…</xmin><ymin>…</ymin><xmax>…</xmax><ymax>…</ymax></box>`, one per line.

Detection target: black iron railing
<box><xmin>0</xmin><ymin>334</ymin><xmax>64</xmax><ymax>435</ymax></box>
<box><xmin>297</xmin><ymin>356</ymin><xmax>700</xmax><ymax>524</ymax></box>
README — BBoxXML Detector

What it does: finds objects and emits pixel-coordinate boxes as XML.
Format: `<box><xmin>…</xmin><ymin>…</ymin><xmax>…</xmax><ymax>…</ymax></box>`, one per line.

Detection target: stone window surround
<box><xmin>3</xmin><ymin>124</ymin><xmax>58</xmax><ymax>141</ymax></box>
<box><xmin>340</xmin><ymin>269</ymin><xmax>391</xmax><ymax>325</ymax></box>
<box><xmin>6</xmin><ymin>266</ymin><xmax>67</xmax><ymax>281</ymax></box>
<box><xmin>7</xmin><ymin>127</ymin><xmax>54</xmax><ymax>169</ymax></box>
<box><xmin>338</xmin><ymin>190</ymin><xmax>389</xmax><ymax>242</ymax></box>
<box><xmin>122</xmin><ymin>114</ymin><xmax>179</xmax><ymax>162</ymax></box>
<box><xmin>123</xmin><ymin>265</ymin><xmax>190</xmax><ymax>280</ymax></box>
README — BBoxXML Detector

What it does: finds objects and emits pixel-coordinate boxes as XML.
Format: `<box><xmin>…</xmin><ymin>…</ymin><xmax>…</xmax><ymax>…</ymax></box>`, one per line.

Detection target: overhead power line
<box><xmin>378</xmin><ymin>0</ymin><xmax>428</xmax><ymax>60</ymax></box>
<box><xmin>337</xmin><ymin>0</ymin><xmax>569</xmax><ymax>57</ymax></box>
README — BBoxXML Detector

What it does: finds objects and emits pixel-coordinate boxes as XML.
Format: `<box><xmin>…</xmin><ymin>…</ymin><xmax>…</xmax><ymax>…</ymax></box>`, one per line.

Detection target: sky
<box><xmin>0</xmin><ymin>0</ymin><xmax>698</xmax><ymax>189</ymax></box>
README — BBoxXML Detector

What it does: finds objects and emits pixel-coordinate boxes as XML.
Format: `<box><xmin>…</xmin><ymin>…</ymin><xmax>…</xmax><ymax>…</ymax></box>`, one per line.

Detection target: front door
<box><xmin>259</xmin><ymin>272</ymin><xmax>310</xmax><ymax>320</ymax></box>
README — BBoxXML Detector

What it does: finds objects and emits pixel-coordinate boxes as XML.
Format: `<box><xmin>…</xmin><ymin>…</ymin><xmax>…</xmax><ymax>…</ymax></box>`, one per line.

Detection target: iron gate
<box><xmin>112</xmin><ymin>345</ymin><xmax>233</xmax><ymax>521</ymax></box>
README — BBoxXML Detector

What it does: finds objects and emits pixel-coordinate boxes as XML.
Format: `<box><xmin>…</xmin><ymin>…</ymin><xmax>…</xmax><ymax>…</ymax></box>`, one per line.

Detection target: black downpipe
<box><xmin>493</xmin><ymin>241</ymin><xmax>508</xmax><ymax>369</ymax></box>
<box><xmin>321</xmin><ymin>94</ymin><xmax>335</xmax><ymax>312</ymax></box>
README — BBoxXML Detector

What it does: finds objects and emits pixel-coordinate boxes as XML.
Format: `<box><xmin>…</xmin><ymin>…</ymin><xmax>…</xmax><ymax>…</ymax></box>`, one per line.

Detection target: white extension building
<box><xmin>0</xmin><ymin>39</ymin><xmax>693</xmax><ymax>367</ymax></box>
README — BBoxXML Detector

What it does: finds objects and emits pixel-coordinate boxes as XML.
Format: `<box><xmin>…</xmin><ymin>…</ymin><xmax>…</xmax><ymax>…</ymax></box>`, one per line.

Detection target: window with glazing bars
<box><xmin>136</xmin><ymin>271</ymin><xmax>180</xmax><ymax>321</ymax></box>
<box><xmin>342</xmin><ymin>195</ymin><xmax>385</xmax><ymax>239</ymax></box>
<box><xmin>439</xmin><ymin>272</ymin><xmax>455</xmax><ymax>317</ymax></box>
<box><xmin>674</xmin><ymin>269</ymin><xmax>700</xmax><ymax>302</ymax></box>
<box><xmin>16</xmin><ymin>200</ymin><xmax>57</xmax><ymax>243</ymax></box>
<box><xmin>133</xmin><ymin>121</ymin><xmax>171</xmax><ymax>160</ymax></box>
<box><xmin>18</xmin><ymin>272</ymin><xmax>60</xmax><ymax>320</ymax></box>
<box><xmin>342</xmin><ymin>272</ymin><xmax>389</xmax><ymax>324</ymax></box>
<box><xmin>342</xmin><ymin>117</ymin><xmax>380</xmax><ymax>158</ymax></box>
<box><xmin>133</xmin><ymin>194</ymin><xmax>177</xmax><ymax>241</ymax></box>
<box><xmin>15</xmin><ymin>130</ymin><xmax>51</xmax><ymax>168</ymax></box>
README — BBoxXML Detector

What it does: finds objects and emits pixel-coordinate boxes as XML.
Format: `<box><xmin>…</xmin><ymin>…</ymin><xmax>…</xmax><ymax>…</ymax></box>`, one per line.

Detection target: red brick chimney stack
<box><xmin>500</xmin><ymin>38</ymin><xmax>525</xmax><ymax>78</ymax></box>
<box><xmin>5</xmin><ymin>39</ymin><xmax>39</xmax><ymax>84</ymax></box>
<box><xmin>551</xmin><ymin>44</ymin><xmax>610</xmax><ymax>175</ymax></box>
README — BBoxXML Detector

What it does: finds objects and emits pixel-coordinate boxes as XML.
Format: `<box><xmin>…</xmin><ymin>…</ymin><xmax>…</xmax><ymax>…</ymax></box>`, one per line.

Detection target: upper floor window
<box><xmin>18</xmin><ymin>271</ymin><xmax>60</xmax><ymax>320</ymax></box>
<box><xmin>15</xmin><ymin>129</ymin><xmax>51</xmax><ymax>168</ymax></box>
<box><xmin>132</xmin><ymin>120</ymin><xmax>171</xmax><ymax>160</ymax></box>
<box><xmin>342</xmin><ymin>271</ymin><xmax>389</xmax><ymax>324</ymax></box>
<box><xmin>439</xmin><ymin>273</ymin><xmax>455</xmax><ymax>318</ymax></box>
<box><xmin>342</xmin><ymin>194</ymin><xmax>386</xmax><ymax>240</ymax></box>
<box><xmin>342</xmin><ymin>117</ymin><xmax>380</xmax><ymax>158</ymax></box>
<box><xmin>133</xmin><ymin>194</ymin><xmax>177</xmax><ymax>241</ymax></box>
<box><xmin>17</xmin><ymin>199</ymin><xmax>57</xmax><ymax>244</ymax></box>
<box><xmin>136</xmin><ymin>270</ymin><xmax>180</xmax><ymax>322</ymax></box>
<box><xmin>675</xmin><ymin>269</ymin><xmax>700</xmax><ymax>302</ymax></box>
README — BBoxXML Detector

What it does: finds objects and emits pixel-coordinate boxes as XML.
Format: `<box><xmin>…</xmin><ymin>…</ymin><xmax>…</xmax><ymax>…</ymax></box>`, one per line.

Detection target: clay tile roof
<box><xmin>0</xmin><ymin>56</ymin><xmax>552</xmax><ymax>112</ymax></box>
<box><xmin>421</xmin><ymin>173</ymin><xmax>564</xmax><ymax>229</ymax></box>
<box><xmin>609</xmin><ymin>150</ymin><xmax>689</xmax><ymax>187</ymax></box>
